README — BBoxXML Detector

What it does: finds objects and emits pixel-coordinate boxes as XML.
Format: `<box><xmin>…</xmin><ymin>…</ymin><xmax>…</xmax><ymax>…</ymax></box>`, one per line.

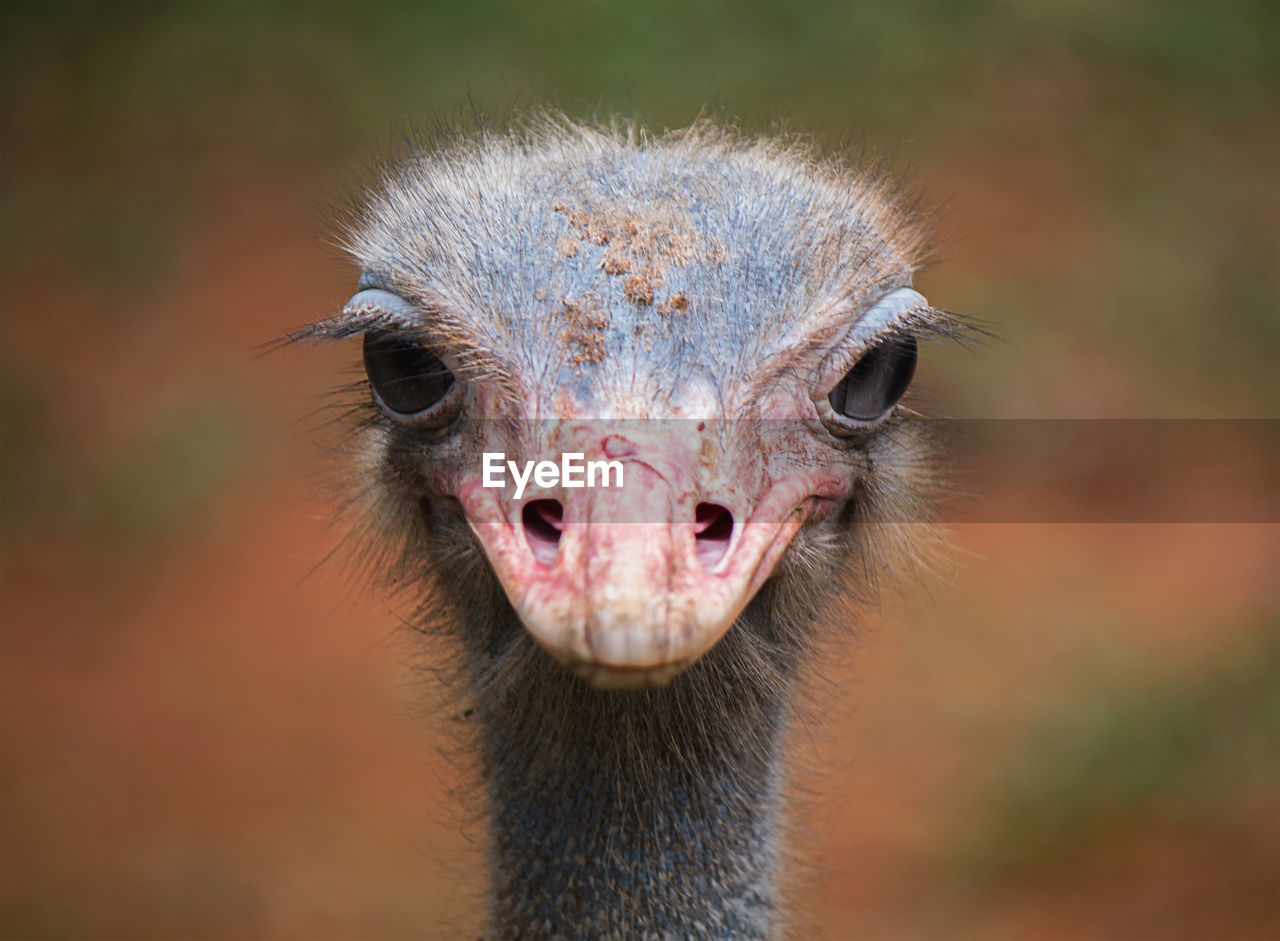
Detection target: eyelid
<box><xmin>295</xmin><ymin>288</ymin><xmax>432</xmax><ymax>344</ymax></box>
<box><xmin>809</xmin><ymin>288</ymin><xmax>927</xmax><ymax>436</ymax></box>
<box><xmin>814</xmin><ymin>287</ymin><xmax>929</xmax><ymax>393</ymax></box>
<box><xmin>341</xmin><ymin>289</ymin><xmax>470</xmax><ymax>375</ymax></box>
<box><xmin>343</xmin><ymin>288</ymin><xmax>424</xmax><ymax>336</ymax></box>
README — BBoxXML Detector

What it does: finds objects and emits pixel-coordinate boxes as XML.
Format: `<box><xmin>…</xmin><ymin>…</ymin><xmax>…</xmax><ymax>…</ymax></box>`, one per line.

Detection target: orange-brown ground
<box><xmin>2</xmin><ymin>5</ymin><xmax>1276</xmax><ymax>939</ymax></box>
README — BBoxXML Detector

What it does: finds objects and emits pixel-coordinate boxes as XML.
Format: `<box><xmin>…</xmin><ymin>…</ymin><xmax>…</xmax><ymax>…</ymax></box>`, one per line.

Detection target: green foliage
<box><xmin>950</xmin><ymin>623</ymin><xmax>1280</xmax><ymax>885</ymax></box>
<box><xmin>0</xmin><ymin>367</ymin><xmax>254</xmax><ymax>564</ymax></box>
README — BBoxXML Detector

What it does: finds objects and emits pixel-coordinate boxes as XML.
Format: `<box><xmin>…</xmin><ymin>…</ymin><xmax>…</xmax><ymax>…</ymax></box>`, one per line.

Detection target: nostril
<box><xmin>693</xmin><ymin>502</ymin><xmax>734</xmax><ymax>569</ymax></box>
<box><xmin>522</xmin><ymin>499</ymin><xmax>564</xmax><ymax>567</ymax></box>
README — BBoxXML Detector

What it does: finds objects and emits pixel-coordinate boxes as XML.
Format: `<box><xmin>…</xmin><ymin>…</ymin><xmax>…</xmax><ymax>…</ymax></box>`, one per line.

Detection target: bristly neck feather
<box><xmin>465</xmin><ymin>589</ymin><xmax>803</xmax><ymax>940</ymax></box>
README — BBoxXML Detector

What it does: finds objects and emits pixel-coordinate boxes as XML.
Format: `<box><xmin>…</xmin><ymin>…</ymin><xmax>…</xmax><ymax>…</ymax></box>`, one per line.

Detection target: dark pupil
<box><xmin>362</xmin><ymin>331</ymin><xmax>454</xmax><ymax>415</ymax></box>
<box><xmin>828</xmin><ymin>334</ymin><xmax>917</xmax><ymax>421</ymax></box>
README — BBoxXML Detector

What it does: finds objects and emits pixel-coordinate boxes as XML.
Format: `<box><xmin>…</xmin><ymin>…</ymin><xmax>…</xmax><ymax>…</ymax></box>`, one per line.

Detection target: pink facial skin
<box><xmin>455</xmin><ymin>419</ymin><xmax>850</xmax><ymax>688</ymax></box>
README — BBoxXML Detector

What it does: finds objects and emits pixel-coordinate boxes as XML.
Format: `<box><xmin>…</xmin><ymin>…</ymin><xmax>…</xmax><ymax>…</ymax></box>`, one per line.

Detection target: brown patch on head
<box><xmin>623</xmin><ymin>274</ymin><xmax>655</xmax><ymax>306</ymax></box>
<box><xmin>665</xmin><ymin>232</ymin><xmax>696</xmax><ymax>268</ymax></box>
<box><xmin>657</xmin><ymin>293</ymin><xmax>690</xmax><ymax>316</ymax></box>
<box><xmin>557</xmin><ymin>237</ymin><xmax>579</xmax><ymax>258</ymax></box>
<box><xmin>600</xmin><ymin>252</ymin><xmax>633</xmax><ymax>275</ymax></box>
<box><xmin>552</xmin><ymin>200</ymin><xmax>723</xmax><ymax>313</ymax></box>
<box><xmin>559</xmin><ymin>297</ymin><xmax>609</xmax><ymax>366</ymax></box>
<box><xmin>552</xmin><ymin>199</ymin><xmax>718</xmax><ymax>277</ymax></box>
<box><xmin>698</xmin><ymin>244</ymin><xmax>729</xmax><ymax>266</ymax></box>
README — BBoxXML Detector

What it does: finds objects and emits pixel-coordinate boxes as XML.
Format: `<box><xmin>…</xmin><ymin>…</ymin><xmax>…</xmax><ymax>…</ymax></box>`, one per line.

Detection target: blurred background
<box><xmin>1</xmin><ymin>2</ymin><xmax>1276</xmax><ymax>938</ymax></box>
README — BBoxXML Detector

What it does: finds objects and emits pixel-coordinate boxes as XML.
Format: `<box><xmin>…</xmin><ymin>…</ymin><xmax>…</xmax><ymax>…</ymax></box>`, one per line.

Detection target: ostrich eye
<box><xmin>828</xmin><ymin>334</ymin><xmax>917</xmax><ymax>421</ymax></box>
<box><xmin>362</xmin><ymin>331</ymin><xmax>455</xmax><ymax>416</ymax></box>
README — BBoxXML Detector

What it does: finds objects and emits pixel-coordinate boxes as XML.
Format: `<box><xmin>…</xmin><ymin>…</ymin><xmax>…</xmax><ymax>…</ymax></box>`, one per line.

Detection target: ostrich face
<box><xmin>310</xmin><ymin>123</ymin><xmax>944</xmax><ymax>688</ymax></box>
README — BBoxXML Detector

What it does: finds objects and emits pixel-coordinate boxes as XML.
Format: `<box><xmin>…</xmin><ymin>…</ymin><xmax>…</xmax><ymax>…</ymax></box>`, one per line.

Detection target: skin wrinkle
<box><xmin>311</xmin><ymin>116</ymin><xmax>957</xmax><ymax>938</ymax></box>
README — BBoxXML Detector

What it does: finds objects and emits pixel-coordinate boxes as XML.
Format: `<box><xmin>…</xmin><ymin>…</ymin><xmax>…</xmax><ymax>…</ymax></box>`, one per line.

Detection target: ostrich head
<box><xmin>301</xmin><ymin>118</ymin><xmax>954</xmax><ymax>936</ymax></box>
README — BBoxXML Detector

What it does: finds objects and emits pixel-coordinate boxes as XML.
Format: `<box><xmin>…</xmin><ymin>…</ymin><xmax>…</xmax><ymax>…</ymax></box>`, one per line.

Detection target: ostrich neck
<box><xmin>472</xmin><ymin>622</ymin><xmax>797</xmax><ymax>940</ymax></box>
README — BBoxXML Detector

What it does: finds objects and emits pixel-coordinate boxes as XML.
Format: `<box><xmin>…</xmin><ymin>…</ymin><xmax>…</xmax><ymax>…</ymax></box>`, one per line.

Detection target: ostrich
<box><xmin>299</xmin><ymin>118</ymin><xmax>954</xmax><ymax>939</ymax></box>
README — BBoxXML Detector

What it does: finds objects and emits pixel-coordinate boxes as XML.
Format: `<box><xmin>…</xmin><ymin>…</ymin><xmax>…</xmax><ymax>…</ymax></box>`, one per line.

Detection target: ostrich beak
<box><xmin>457</xmin><ymin>438</ymin><xmax>843</xmax><ymax>688</ymax></box>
